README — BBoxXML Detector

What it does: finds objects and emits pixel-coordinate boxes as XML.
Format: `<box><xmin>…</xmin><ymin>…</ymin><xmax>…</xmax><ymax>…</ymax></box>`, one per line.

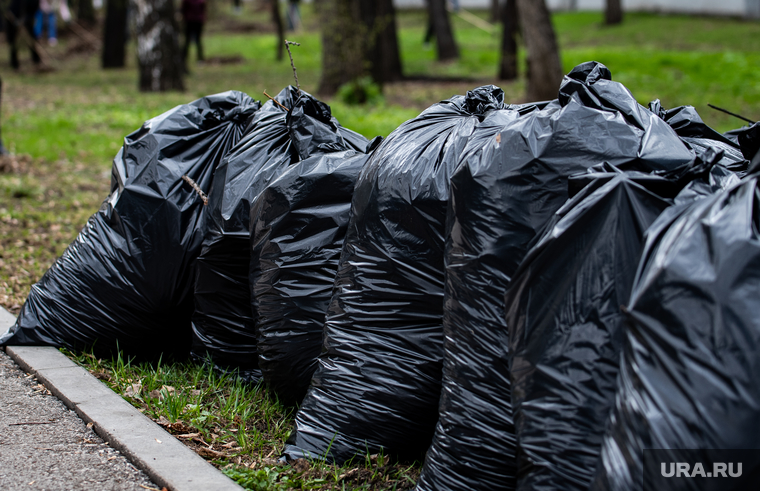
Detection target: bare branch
<box><xmin>284</xmin><ymin>40</ymin><xmax>301</xmax><ymax>96</ymax></box>
<box><xmin>263</xmin><ymin>90</ymin><xmax>290</xmax><ymax>112</ymax></box>
<box><xmin>181</xmin><ymin>175</ymin><xmax>208</xmax><ymax>205</ymax></box>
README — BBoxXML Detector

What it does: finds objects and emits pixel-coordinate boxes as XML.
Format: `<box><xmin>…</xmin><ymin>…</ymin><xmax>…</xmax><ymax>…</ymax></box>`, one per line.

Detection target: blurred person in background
<box><xmin>4</xmin><ymin>0</ymin><xmax>41</xmax><ymax>68</ymax></box>
<box><xmin>34</xmin><ymin>0</ymin><xmax>68</xmax><ymax>46</ymax></box>
<box><xmin>182</xmin><ymin>0</ymin><xmax>206</xmax><ymax>66</ymax></box>
<box><xmin>286</xmin><ymin>0</ymin><xmax>299</xmax><ymax>31</ymax></box>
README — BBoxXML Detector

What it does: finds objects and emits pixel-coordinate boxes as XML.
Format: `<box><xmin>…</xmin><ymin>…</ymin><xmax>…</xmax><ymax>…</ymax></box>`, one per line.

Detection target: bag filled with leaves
<box><xmin>250</xmin><ymin>140</ymin><xmax>381</xmax><ymax>406</ymax></box>
<box><xmin>591</xmin><ymin>160</ymin><xmax>760</xmax><ymax>491</ymax></box>
<box><xmin>1</xmin><ymin>91</ymin><xmax>260</xmax><ymax>360</ymax></box>
<box><xmin>190</xmin><ymin>86</ymin><xmax>369</xmax><ymax>381</ymax></box>
<box><xmin>417</xmin><ymin>62</ymin><xmax>701</xmax><ymax>491</ymax></box>
<box><xmin>284</xmin><ymin>85</ymin><xmax>507</xmax><ymax>463</ymax></box>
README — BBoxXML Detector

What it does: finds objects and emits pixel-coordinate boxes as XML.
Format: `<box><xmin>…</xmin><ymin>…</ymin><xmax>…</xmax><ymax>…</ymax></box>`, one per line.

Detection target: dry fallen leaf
<box><xmin>197</xmin><ymin>447</ymin><xmax>224</xmax><ymax>458</ymax></box>
<box><xmin>124</xmin><ymin>382</ymin><xmax>142</xmax><ymax>398</ymax></box>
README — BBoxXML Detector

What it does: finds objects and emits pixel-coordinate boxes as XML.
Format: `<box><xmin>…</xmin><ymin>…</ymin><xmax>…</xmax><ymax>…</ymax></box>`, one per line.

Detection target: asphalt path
<box><xmin>0</xmin><ymin>348</ymin><xmax>161</xmax><ymax>491</ymax></box>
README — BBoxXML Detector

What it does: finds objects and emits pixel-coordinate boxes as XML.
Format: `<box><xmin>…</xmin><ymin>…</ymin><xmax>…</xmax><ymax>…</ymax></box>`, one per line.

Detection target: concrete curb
<box><xmin>0</xmin><ymin>308</ymin><xmax>243</xmax><ymax>491</ymax></box>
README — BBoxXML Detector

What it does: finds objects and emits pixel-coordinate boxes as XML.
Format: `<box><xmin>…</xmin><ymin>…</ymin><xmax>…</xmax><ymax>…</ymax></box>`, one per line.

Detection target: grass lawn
<box><xmin>1</xmin><ymin>6</ymin><xmax>759</xmax><ymax>490</ymax></box>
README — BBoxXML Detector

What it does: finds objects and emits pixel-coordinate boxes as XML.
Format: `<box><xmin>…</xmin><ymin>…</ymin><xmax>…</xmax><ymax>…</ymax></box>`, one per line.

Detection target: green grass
<box><xmin>64</xmin><ymin>347</ymin><xmax>420</xmax><ymax>490</ymax></box>
<box><xmin>3</xmin><ymin>9</ymin><xmax>757</xmax><ymax>168</ymax></box>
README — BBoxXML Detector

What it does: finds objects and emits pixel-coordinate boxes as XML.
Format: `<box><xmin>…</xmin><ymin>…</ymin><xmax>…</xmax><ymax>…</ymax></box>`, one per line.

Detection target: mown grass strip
<box><xmin>63</xmin><ymin>347</ymin><xmax>421</xmax><ymax>491</ymax></box>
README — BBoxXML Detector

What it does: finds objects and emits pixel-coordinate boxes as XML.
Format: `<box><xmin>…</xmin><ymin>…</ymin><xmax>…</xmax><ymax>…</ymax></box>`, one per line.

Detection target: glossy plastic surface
<box><xmin>418</xmin><ymin>61</ymin><xmax>699</xmax><ymax>491</ymax></box>
<box><xmin>251</xmin><ymin>140</ymin><xmax>381</xmax><ymax>406</ymax></box>
<box><xmin>506</xmin><ymin>169</ymin><xmax>676</xmax><ymax>491</ymax></box>
<box><xmin>190</xmin><ymin>87</ymin><xmax>367</xmax><ymax>381</ymax></box>
<box><xmin>285</xmin><ymin>85</ymin><xmax>506</xmax><ymax>463</ymax></box>
<box><xmin>2</xmin><ymin>91</ymin><xmax>259</xmax><ymax>360</ymax></box>
<box><xmin>592</xmin><ymin>169</ymin><xmax>760</xmax><ymax>490</ymax></box>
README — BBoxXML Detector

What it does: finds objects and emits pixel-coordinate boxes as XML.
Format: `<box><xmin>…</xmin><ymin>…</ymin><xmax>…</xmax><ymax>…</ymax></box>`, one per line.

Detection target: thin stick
<box><xmin>9</xmin><ymin>421</ymin><xmax>54</xmax><ymax>426</ymax></box>
<box><xmin>284</xmin><ymin>40</ymin><xmax>301</xmax><ymax>96</ymax></box>
<box><xmin>707</xmin><ymin>103</ymin><xmax>755</xmax><ymax>125</ymax></box>
<box><xmin>447</xmin><ymin>6</ymin><xmax>495</xmax><ymax>34</ymax></box>
<box><xmin>263</xmin><ymin>91</ymin><xmax>290</xmax><ymax>112</ymax></box>
<box><xmin>181</xmin><ymin>175</ymin><xmax>208</xmax><ymax>205</ymax></box>
<box><xmin>68</xmin><ymin>20</ymin><xmax>102</xmax><ymax>47</ymax></box>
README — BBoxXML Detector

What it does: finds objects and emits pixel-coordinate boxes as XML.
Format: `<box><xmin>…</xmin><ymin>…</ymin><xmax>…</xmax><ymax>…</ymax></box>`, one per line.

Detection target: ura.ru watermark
<box><xmin>660</xmin><ymin>462</ymin><xmax>742</xmax><ymax>478</ymax></box>
<box><xmin>643</xmin><ymin>449</ymin><xmax>760</xmax><ymax>490</ymax></box>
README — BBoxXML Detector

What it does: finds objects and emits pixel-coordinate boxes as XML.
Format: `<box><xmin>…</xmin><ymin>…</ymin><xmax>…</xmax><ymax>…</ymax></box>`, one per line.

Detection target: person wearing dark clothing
<box><xmin>286</xmin><ymin>0</ymin><xmax>300</xmax><ymax>31</ymax></box>
<box><xmin>181</xmin><ymin>0</ymin><xmax>205</xmax><ymax>64</ymax></box>
<box><xmin>5</xmin><ymin>0</ymin><xmax>41</xmax><ymax>69</ymax></box>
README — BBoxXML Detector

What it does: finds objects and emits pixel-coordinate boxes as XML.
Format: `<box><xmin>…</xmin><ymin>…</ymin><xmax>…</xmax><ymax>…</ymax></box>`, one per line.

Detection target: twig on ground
<box><xmin>68</xmin><ymin>21</ymin><xmax>102</xmax><ymax>47</ymax></box>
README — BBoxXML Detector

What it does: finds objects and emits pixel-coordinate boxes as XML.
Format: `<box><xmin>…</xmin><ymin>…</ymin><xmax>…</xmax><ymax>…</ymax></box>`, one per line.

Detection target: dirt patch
<box><xmin>384</xmin><ymin>77</ymin><xmax>525</xmax><ymax>111</ymax></box>
<box><xmin>209</xmin><ymin>19</ymin><xmax>274</xmax><ymax>34</ymax></box>
<box><xmin>201</xmin><ymin>55</ymin><xmax>246</xmax><ymax>66</ymax></box>
<box><xmin>0</xmin><ymin>155</ymin><xmax>33</xmax><ymax>175</ymax></box>
<box><xmin>0</xmin><ymin>157</ymin><xmax>109</xmax><ymax>315</ymax></box>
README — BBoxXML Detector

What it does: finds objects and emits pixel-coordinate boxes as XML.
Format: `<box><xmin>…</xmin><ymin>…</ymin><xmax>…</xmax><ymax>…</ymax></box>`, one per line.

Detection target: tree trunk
<box><xmin>490</xmin><ymin>0</ymin><xmax>500</xmax><ymax>23</ymax></box>
<box><xmin>78</xmin><ymin>0</ymin><xmax>96</xmax><ymax>25</ymax></box>
<box><xmin>359</xmin><ymin>0</ymin><xmax>403</xmax><ymax>85</ymax></box>
<box><xmin>133</xmin><ymin>0</ymin><xmax>185</xmax><ymax>92</ymax></box>
<box><xmin>316</xmin><ymin>0</ymin><xmax>365</xmax><ymax>95</ymax></box>
<box><xmin>317</xmin><ymin>0</ymin><xmax>403</xmax><ymax>95</ymax></box>
<box><xmin>498</xmin><ymin>0</ymin><xmax>518</xmax><ymax>80</ymax></box>
<box><xmin>271</xmin><ymin>0</ymin><xmax>284</xmax><ymax>61</ymax></box>
<box><xmin>427</xmin><ymin>0</ymin><xmax>458</xmax><ymax>61</ymax></box>
<box><xmin>605</xmin><ymin>0</ymin><xmax>623</xmax><ymax>25</ymax></box>
<box><xmin>516</xmin><ymin>0</ymin><xmax>562</xmax><ymax>101</ymax></box>
<box><xmin>102</xmin><ymin>0</ymin><xmax>128</xmax><ymax>68</ymax></box>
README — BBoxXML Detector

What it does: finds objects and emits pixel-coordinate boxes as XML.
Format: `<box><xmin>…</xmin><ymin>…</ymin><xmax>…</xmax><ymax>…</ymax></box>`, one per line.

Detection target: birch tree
<box><xmin>133</xmin><ymin>0</ymin><xmax>185</xmax><ymax>92</ymax></box>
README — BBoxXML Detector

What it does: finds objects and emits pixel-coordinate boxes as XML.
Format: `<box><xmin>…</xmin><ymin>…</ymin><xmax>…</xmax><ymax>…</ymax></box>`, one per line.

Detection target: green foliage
<box><xmin>223</xmin><ymin>467</ymin><xmax>281</xmax><ymax>491</ymax></box>
<box><xmin>337</xmin><ymin>77</ymin><xmax>385</xmax><ymax>106</ymax></box>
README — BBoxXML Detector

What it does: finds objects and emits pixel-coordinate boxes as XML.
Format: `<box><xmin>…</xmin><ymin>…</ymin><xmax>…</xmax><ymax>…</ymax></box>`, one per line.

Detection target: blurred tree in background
<box><xmin>132</xmin><ymin>0</ymin><xmax>185</xmax><ymax>91</ymax></box>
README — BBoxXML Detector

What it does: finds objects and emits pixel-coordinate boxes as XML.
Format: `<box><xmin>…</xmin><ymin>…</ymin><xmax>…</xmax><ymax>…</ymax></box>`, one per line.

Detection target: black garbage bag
<box><xmin>250</xmin><ymin>141</ymin><xmax>381</xmax><ymax>406</ymax></box>
<box><xmin>591</xmin><ymin>167</ymin><xmax>760</xmax><ymax>491</ymax></box>
<box><xmin>725</xmin><ymin>121</ymin><xmax>760</xmax><ymax>169</ymax></box>
<box><xmin>417</xmin><ymin>61</ymin><xmax>696</xmax><ymax>491</ymax></box>
<box><xmin>505</xmin><ymin>168</ymin><xmax>680</xmax><ymax>491</ymax></box>
<box><xmin>1</xmin><ymin>91</ymin><xmax>260</xmax><ymax>359</ymax></box>
<box><xmin>649</xmin><ymin>100</ymin><xmax>747</xmax><ymax>173</ymax></box>
<box><xmin>284</xmin><ymin>85</ymin><xmax>507</xmax><ymax>464</ymax></box>
<box><xmin>190</xmin><ymin>86</ymin><xmax>368</xmax><ymax>381</ymax></box>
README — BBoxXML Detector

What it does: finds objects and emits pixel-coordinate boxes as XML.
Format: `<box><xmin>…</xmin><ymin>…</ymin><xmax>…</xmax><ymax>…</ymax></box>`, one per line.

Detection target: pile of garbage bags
<box><xmin>3</xmin><ymin>61</ymin><xmax>760</xmax><ymax>490</ymax></box>
<box><xmin>189</xmin><ymin>86</ymin><xmax>369</xmax><ymax>383</ymax></box>
<box><xmin>1</xmin><ymin>91</ymin><xmax>259</xmax><ymax>360</ymax></box>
